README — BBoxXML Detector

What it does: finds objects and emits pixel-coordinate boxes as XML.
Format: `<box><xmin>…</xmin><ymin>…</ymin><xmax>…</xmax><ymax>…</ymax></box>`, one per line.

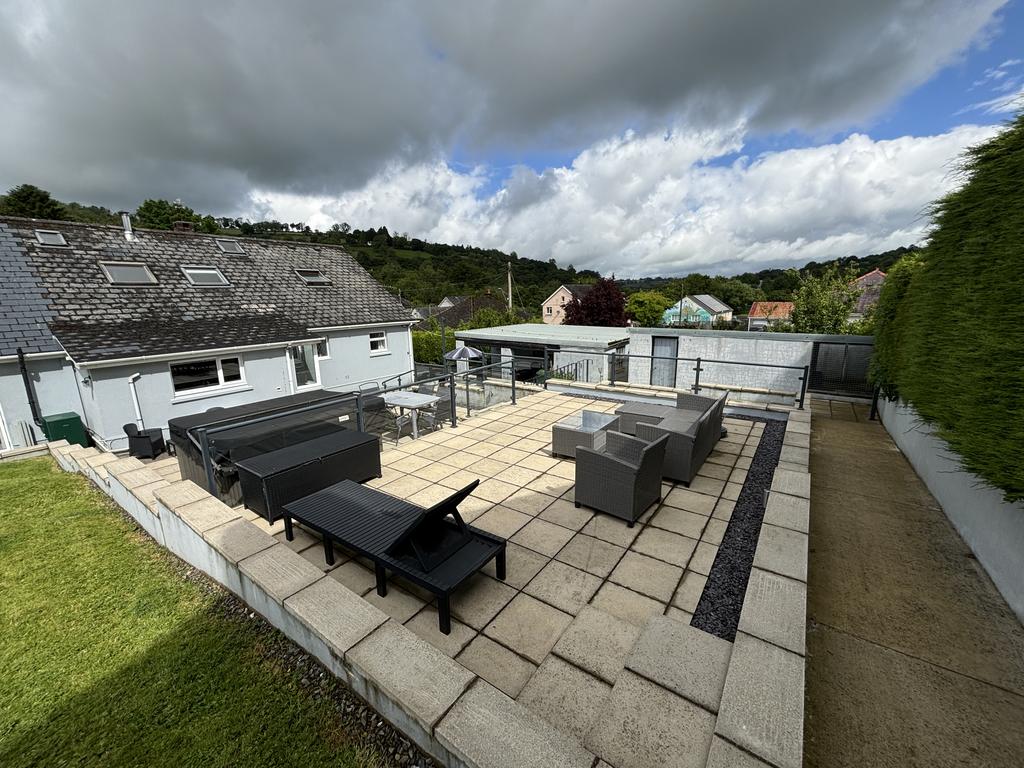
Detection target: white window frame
<box><xmin>181</xmin><ymin>265</ymin><xmax>230</xmax><ymax>287</ymax></box>
<box><xmin>99</xmin><ymin>261</ymin><xmax>158</xmax><ymax>285</ymax></box>
<box><xmin>289</xmin><ymin>342</ymin><xmax>328</xmax><ymax>391</ymax></box>
<box><xmin>215</xmin><ymin>238</ymin><xmax>244</xmax><ymax>254</ymax></box>
<box><xmin>368</xmin><ymin>331</ymin><xmax>389</xmax><ymax>357</ymax></box>
<box><xmin>545</xmin><ymin>306</ymin><xmax>553</xmax><ymax>315</ymax></box>
<box><xmin>295</xmin><ymin>268</ymin><xmax>332</xmax><ymax>286</ymax></box>
<box><xmin>169</xmin><ymin>355</ymin><xmax>247</xmax><ymax>399</ymax></box>
<box><xmin>34</xmin><ymin>229</ymin><xmax>68</xmax><ymax>247</ymax></box>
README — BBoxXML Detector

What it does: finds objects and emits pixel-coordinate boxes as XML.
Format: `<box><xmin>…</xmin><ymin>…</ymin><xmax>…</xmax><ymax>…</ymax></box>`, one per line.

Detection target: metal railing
<box><xmin>532</xmin><ymin>358</ymin><xmax>590</xmax><ymax>387</ymax></box>
<box><xmin>194</xmin><ymin>361</ymin><xmax>519</xmax><ymax>494</ymax></box>
<box><xmin>603</xmin><ymin>351</ymin><xmax>810</xmax><ymax>409</ymax></box>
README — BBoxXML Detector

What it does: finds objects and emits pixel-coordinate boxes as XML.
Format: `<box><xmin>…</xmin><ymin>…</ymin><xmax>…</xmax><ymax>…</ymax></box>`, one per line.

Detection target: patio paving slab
<box><xmin>204</xmin><ymin>519</ymin><xmax>276</xmax><ymax>564</ymax></box>
<box><xmin>481</xmin><ymin>541</ymin><xmax>548</xmax><ymax>589</ymax></box>
<box><xmin>404</xmin><ymin>606</ymin><xmax>475</xmax><ymax>657</ymax></box>
<box><xmin>649</xmin><ymin>505</ymin><xmax>708</xmax><ymax>539</ymax></box>
<box><xmin>770</xmin><ymin>468</ymin><xmax>810</xmax><ymax>499</ymax></box>
<box><xmin>627</xmin><ymin>616</ymin><xmax>732</xmax><ymax>712</ymax></box>
<box><xmin>538</xmin><ymin>498</ymin><xmax>593</xmax><ymax>530</ymax></box>
<box><xmin>553</xmin><ymin>605</ymin><xmax>641</xmax><ymax>683</ymax></box>
<box><xmin>579</xmin><ymin>514</ymin><xmax>641</xmax><ymax>548</ymax></box>
<box><xmin>763</xmin><ymin>491</ymin><xmax>809</xmax><ymax>533</ymax></box>
<box><xmin>238</xmin><ymin>544</ymin><xmax>325</xmax><ymax>603</ymax></box>
<box><xmin>609</xmin><ymin>551</ymin><xmax>683</xmax><ymax>602</ymax></box>
<box><xmin>177</xmin><ymin>497</ymin><xmax>243</xmax><ymax>533</ymax></box>
<box><xmin>663</xmin><ymin>487</ymin><xmax>717</xmax><ymax>515</ymax></box>
<box><xmin>363</xmin><ymin>585</ymin><xmax>426</xmax><ymax>623</ymax></box>
<box><xmin>284</xmin><ymin>576</ymin><xmax>387</xmax><ymax>656</ymax></box>
<box><xmin>688</xmin><ymin>541</ymin><xmax>719</xmax><ymax>575</ymax></box>
<box><xmin>510</xmin><ymin>518</ymin><xmax>575</xmax><ymax>557</ymax></box>
<box><xmin>328</xmin><ymin>560</ymin><xmax>377</xmax><ymax>595</ymax></box>
<box><xmin>591</xmin><ymin>582</ymin><xmax>666</xmax><ymax>627</ymax></box>
<box><xmin>484</xmin><ymin>593</ymin><xmax>573</xmax><ymax>664</ymax></box>
<box><xmin>473</xmin><ymin>505</ymin><xmax>532</xmax><ymax>539</ymax></box>
<box><xmin>517</xmin><ymin>655</ymin><xmax>611</xmax><ymax>742</ymax></box>
<box><xmin>737</xmin><ymin>568</ymin><xmax>806</xmax><ymax>655</ymax></box>
<box><xmin>672</xmin><ymin>571</ymin><xmax>708</xmax><ymax>613</ymax></box>
<box><xmin>450</xmin><ymin>572</ymin><xmax>517</xmax><ymax>630</ymax></box>
<box><xmin>585</xmin><ymin>670</ymin><xmax>715</xmax><ymax>768</ymax></box>
<box><xmin>555</xmin><ymin>533</ymin><xmax>625</xmax><ymax>578</ymax></box>
<box><xmin>632</xmin><ymin>526</ymin><xmax>697</xmax><ymax>568</ymax></box>
<box><xmin>501</xmin><ymin>487</ymin><xmax>558</xmax><ymax>516</ymax></box>
<box><xmin>456</xmin><ymin>635</ymin><xmax>537</xmax><ymax>698</ymax></box>
<box><xmin>524</xmin><ymin>560</ymin><xmax>602</xmax><ymax>615</ymax></box>
<box><xmin>436</xmin><ymin>681</ymin><xmax>594</xmax><ymax>768</ymax></box>
<box><xmin>716</xmin><ymin>633</ymin><xmax>804</xmax><ymax>768</ymax></box>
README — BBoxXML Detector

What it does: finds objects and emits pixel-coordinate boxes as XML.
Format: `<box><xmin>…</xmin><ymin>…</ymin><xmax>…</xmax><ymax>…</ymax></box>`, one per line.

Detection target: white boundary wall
<box><xmin>879</xmin><ymin>398</ymin><xmax>1024</xmax><ymax>623</ymax></box>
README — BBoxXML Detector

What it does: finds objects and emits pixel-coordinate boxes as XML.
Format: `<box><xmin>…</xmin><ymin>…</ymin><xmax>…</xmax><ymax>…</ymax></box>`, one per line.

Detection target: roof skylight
<box><xmin>99</xmin><ymin>261</ymin><xmax>157</xmax><ymax>285</ymax></box>
<box><xmin>34</xmin><ymin>230</ymin><xmax>68</xmax><ymax>247</ymax></box>
<box><xmin>215</xmin><ymin>238</ymin><xmax>244</xmax><ymax>254</ymax></box>
<box><xmin>182</xmin><ymin>265</ymin><xmax>230</xmax><ymax>286</ymax></box>
<box><xmin>295</xmin><ymin>268</ymin><xmax>332</xmax><ymax>286</ymax></box>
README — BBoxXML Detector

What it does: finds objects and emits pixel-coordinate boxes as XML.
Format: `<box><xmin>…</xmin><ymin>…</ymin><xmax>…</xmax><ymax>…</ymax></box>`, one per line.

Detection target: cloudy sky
<box><xmin>0</xmin><ymin>0</ymin><xmax>1020</xmax><ymax>276</ymax></box>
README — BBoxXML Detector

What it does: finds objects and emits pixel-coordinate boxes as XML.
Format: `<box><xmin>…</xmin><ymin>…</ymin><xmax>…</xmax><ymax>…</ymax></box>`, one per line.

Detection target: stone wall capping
<box><xmin>175</xmin><ymin>496</ymin><xmax>243</xmax><ymax>533</ymax></box>
<box><xmin>736</xmin><ymin>568</ymin><xmax>807</xmax><ymax>656</ymax></box>
<box><xmin>238</xmin><ymin>543</ymin><xmax>325</xmax><ymax>604</ymax></box>
<box><xmin>436</xmin><ymin>679</ymin><xmax>595</xmax><ymax>768</ymax></box>
<box><xmin>204</xmin><ymin>518</ymin><xmax>277</xmax><ymax>564</ymax></box>
<box><xmin>753</xmin><ymin>522</ymin><xmax>808</xmax><ymax>584</ymax></box>
<box><xmin>769</xmin><ymin>468</ymin><xmax>810</xmax><ymax>499</ymax></box>
<box><xmin>715</xmin><ymin>632</ymin><xmax>804</xmax><ymax>768</ymax></box>
<box><xmin>153</xmin><ymin>480</ymin><xmax>210</xmax><ymax>511</ymax></box>
<box><xmin>762</xmin><ymin>492</ymin><xmax>809</xmax><ymax>534</ymax></box>
<box><xmin>347</xmin><ymin>620</ymin><xmax>476</xmax><ymax>739</ymax></box>
<box><xmin>284</xmin><ymin>577</ymin><xmax>388</xmax><ymax>659</ymax></box>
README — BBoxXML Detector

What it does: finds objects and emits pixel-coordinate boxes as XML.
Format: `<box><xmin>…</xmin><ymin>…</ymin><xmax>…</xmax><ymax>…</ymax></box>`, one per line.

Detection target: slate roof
<box><xmin>852</xmin><ymin>268</ymin><xmax>886</xmax><ymax>315</ymax></box>
<box><xmin>564</xmin><ymin>284</ymin><xmax>594</xmax><ymax>300</ymax></box>
<box><xmin>0</xmin><ymin>217</ymin><xmax>413</xmax><ymax>363</ymax></box>
<box><xmin>748</xmin><ymin>301</ymin><xmax>794</xmax><ymax>319</ymax></box>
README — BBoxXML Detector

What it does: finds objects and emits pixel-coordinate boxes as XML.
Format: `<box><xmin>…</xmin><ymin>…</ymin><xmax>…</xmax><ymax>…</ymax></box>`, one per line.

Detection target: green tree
<box><xmin>869</xmin><ymin>252</ymin><xmax>922</xmax><ymax>398</ymax></box>
<box><xmin>626</xmin><ymin>291</ymin><xmax>674</xmax><ymax>327</ymax></box>
<box><xmin>0</xmin><ymin>184</ymin><xmax>67</xmax><ymax>219</ymax></box>
<box><xmin>564</xmin><ymin>278</ymin><xmax>628</xmax><ymax>327</ymax></box>
<box><xmin>789</xmin><ymin>265</ymin><xmax>860</xmax><ymax>334</ymax></box>
<box><xmin>460</xmin><ymin>307</ymin><xmax>518</xmax><ymax>330</ymax></box>
<box><xmin>135</xmin><ymin>199</ymin><xmax>202</xmax><ymax>230</ymax></box>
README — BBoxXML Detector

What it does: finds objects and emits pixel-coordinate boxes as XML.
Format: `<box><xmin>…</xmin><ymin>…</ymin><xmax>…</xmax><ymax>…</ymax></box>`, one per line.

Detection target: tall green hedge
<box><xmin>871</xmin><ymin>115</ymin><xmax>1024</xmax><ymax>502</ymax></box>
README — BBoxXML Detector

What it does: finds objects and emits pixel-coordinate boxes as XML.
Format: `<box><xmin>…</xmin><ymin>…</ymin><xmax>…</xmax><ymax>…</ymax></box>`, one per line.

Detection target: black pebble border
<box><xmin>691</xmin><ymin>416</ymin><xmax>785</xmax><ymax>642</ymax></box>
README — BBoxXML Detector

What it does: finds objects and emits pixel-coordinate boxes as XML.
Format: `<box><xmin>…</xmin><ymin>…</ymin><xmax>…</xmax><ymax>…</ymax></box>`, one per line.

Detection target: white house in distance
<box><xmin>747</xmin><ymin>301</ymin><xmax>795</xmax><ymax>331</ymax></box>
<box><xmin>662</xmin><ymin>294</ymin><xmax>733</xmax><ymax>326</ymax></box>
<box><xmin>0</xmin><ymin>216</ymin><xmax>414</xmax><ymax>452</ymax></box>
<box><xmin>541</xmin><ymin>284</ymin><xmax>593</xmax><ymax>324</ymax></box>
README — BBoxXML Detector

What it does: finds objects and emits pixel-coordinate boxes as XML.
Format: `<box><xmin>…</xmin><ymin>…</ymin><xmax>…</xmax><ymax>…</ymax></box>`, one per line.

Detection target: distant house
<box><xmin>413</xmin><ymin>293</ymin><xmax>518</xmax><ymax>331</ymax></box>
<box><xmin>747</xmin><ymin>301</ymin><xmax>795</xmax><ymax>331</ymax></box>
<box><xmin>662</xmin><ymin>295</ymin><xmax>733</xmax><ymax>327</ymax></box>
<box><xmin>851</xmin><ymin>268</ymin><xmax>886</xmax><ymax>319</ymax></box>
<box><xmin>0</xmin><ymin>216</ymin><xmax>414</xmax><ymax>452</ymax></box>
<box><xmin>438</xmin><ymin>296</ymin><xmax>467</xmax><ymax>309</ymax></box>
<box><xmin>542</xmin><ymin>284</ymin><xmax>594</xmax><ymax>325</ymax></box>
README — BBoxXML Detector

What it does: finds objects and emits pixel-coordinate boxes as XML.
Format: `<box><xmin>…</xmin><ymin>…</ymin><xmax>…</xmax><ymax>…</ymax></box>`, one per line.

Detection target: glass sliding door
<box><xmin>291</xmin><ymin>344</ymin><xmax>319</xmax><ymax>388</ymax></box>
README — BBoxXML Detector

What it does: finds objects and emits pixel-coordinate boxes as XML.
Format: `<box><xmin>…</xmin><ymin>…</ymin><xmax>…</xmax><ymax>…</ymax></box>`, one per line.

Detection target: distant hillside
<box><xmin>1</xmin><ymin>183</ymin><xmax>915</xmax><ymax>310</ymax></box>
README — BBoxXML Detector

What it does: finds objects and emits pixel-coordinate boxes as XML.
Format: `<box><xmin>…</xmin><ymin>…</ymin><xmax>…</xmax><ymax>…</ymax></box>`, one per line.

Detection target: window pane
<box><xmin>102</xmin><ymin>262</ymin><xmax>156</xmax><ymax>284</ymax></box>
<box><xmin>221</xmin><ymin>358</ymin><xmax>241</xmax><ymax>382</ymax></box>
<box><xmin>369</xmin><ymin>332</ymin><xmax>387</xmax><ymax>352</ymax></box>
<box><xmin>185</xmin><ymin>267</ymin><xmax>228</xmax><ymax>285</ymax></box>
<box><xmin>35</xmin><ymin>230</ymin><xmax>67</xmax><ymax>246</ymax></box>
<box><xmin>295</xmin><ymin>269</ymin><xmax>331</xmax><ymax>285</ymax></box>
<box><xmin>216</xmin><ymin>239</ymin><xmax>244</xmax><ymax>254</ymax></box>
<box><xmin>171</xmin><ymin>360</ymin><xmax>219</xmax><ymax>392</ymax></box>
<box><xmin>292</xmin><ymin>344</ymin><xmax>317</xmax><ymax>387</ymax></box>
<box><xmin>316</xmin><ymin>341</ymin><xmax>328</xmax><ymax>357</ymax></box>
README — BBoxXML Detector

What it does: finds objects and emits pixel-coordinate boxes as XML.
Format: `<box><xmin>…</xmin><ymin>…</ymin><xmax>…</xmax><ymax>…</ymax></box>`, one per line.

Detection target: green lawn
<box><xmin>0</xmin><ymin>458</ymin><xmax>384</xmax><ymax>767</ymax></box>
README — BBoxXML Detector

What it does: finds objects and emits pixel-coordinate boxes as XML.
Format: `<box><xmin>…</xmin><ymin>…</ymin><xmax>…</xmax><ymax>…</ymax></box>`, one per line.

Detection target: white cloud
<box><xmin>249</xmin><ymin>123</ymin><xmax>1000</xmax><ymax>276</ymax></box>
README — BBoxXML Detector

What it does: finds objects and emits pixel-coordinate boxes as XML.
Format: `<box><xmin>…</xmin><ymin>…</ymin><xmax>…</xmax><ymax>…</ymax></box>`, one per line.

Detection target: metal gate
<box><xmin>808</xmin><ymin>341</ymin><xmax>874</xmax><ymax>398</ymax></box>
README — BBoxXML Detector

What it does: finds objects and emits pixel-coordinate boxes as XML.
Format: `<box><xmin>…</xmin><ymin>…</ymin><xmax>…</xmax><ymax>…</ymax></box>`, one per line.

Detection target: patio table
<box><xmin>382</xmin><ymin>391</ymin><xmax>440</xmax><ymax>438</ymax></box>
<box><xmin>551</xmin><ymin>410</ymin><xmax>620</xmax><ymax>458</ymax></box>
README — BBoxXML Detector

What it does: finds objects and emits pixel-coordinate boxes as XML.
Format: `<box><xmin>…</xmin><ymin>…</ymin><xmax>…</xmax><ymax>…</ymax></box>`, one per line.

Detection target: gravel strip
<box><xmin>691</xmin><ymin>416</ymin><xmax>785</xmax><ymax>642</ymax></box>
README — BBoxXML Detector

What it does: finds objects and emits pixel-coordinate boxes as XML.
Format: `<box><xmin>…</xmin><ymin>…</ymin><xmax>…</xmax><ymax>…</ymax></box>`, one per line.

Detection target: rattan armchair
<box><xmin>636</xmin><ymin>391</ymin><xmax>730</xmax><ymax>484</ymax></box>
<box><xmin>574</xmin><ymin>431</ymin><xmax>669</xmax><ymax>527</ymax></box>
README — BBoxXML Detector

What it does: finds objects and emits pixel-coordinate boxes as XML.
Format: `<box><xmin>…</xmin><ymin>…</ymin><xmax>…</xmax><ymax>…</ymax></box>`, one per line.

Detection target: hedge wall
<box><xmin>872</xmin><ymin>115</ymin><xmax>1024</xmax><ymax>502</ymax></box>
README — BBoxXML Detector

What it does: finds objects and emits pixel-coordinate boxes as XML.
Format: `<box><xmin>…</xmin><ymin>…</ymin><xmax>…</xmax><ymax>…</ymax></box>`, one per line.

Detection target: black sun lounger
<box><xmin>282</xmin><ymin>479</ymin><xmax>506</xmax><ymax>634</ymax></box>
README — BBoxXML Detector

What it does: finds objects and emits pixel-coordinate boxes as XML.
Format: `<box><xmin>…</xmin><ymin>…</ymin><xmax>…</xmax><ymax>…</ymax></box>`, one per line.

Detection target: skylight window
<box><xmin>181</xmin><ymin>265</ymin><xmax>230</xmax><ymax>286</ymax></box>
<box><xmin>295</xmin><ymin>268</ymin><xmax>331</xmax><ymax>286</ymax></box>
<box><xmin>215</xmin><ymin>238</ymin><xmax>244</xmax><ymax>254</ymax></box>
<box><xmin>99</xmin><ymin>261</ymin><xmax>157</xmax><ymax>285</ymax></box>
<box><xmin>34</xmin><ymin>230</ymin><xmax>68</xmax><ymax>247</ymax></box>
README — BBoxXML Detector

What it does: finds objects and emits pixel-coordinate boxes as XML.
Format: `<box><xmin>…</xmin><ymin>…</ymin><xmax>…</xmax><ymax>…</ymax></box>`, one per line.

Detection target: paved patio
<box><xmin>239</xmin><ymin>389</ymin><xmax>765</xmax><ymax>759</ymax></box>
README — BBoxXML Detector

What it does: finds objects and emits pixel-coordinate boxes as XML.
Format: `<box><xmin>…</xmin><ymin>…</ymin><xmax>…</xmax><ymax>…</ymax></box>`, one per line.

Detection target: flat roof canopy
<box><xmin>455</xmin><ymin>323</ymin><xmax>629</xmax><ymax>350</ymax></box>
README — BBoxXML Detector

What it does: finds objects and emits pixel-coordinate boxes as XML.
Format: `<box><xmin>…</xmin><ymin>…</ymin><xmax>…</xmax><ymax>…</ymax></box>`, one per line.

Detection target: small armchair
<box><xmin>123</xmin><ymin>423</ymin><xmax>166</xmax><ymax>460</ymax></box>
<box><xmin>637</xmin><ymin>391</ymin><xmax>730</xmax><ymax>484</ymax></box>
<box><xmin>574</xmin><ymin>431</ymin><xmax>669</xmax><ymax>527</ymax></box>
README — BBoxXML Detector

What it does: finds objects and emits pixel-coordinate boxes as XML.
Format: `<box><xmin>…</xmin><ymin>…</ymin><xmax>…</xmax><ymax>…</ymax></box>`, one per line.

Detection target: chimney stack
<box><xmin>119</xmin><ymin>211</ymin><xmax>134</xmax><ymax>241</ymax></box>
<box><xmin>173</xmin><ymin>220</ymin><xmax>195</xmax><ymax>232</ymax></box>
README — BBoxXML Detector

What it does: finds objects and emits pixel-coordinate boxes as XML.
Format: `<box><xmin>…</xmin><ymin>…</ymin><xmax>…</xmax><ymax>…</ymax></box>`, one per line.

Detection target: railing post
<box><xmin>199</xmin><ymin>428</ymin><xmax>216</xmax><ymax>494</ymax></box>
<box><xmin>798</xmin><ymin>365</ymin><xmax>809</xmax><ymax>410</ymax></box>
<box><xmin>609</xmin><ymin>353</ymin><xmax>616</xmax><ymax>386</ymax></box>
<box><xmin>465</xmin><ymin>375</ymin><xmax>471</xmax><ymax>417</ymax></box>
<box><xmin>543</xmin><ymin>349</ymin><xmax>549</xmax><ymax>390</ymax></box>
<box><xmin>868</xmin><ymin>386</ymin><xmax>880</xmax><ymax>421</ymax></box>
<box><xmin>355</xmin><ymin>391</ymin><xmax>364</xmax><ymax>432</ymax></box>
<box><xmin>449</xmin><ymin>372</ymin><xmax>458</xmax><ymax>428</ymax></box>
<box><xmin>511</xmin><ymin>363</ymin><xmax>517</xmax><ymax>404</ymax></box>
<box><xmin>692</xmin><ymin>357</ymin><xmax>702</xmax><ymax>394</ymax></box>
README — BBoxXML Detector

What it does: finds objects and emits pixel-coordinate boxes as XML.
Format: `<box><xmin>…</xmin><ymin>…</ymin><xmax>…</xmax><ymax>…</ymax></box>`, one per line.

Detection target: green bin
<box><xmin>40</xmin><ymin>412</ymin><xmax>89</xmax><ymax>447</ymax></box>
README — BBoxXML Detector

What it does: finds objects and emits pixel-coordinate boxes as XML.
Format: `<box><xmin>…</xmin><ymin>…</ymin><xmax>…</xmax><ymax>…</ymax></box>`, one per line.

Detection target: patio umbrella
<box><xmin>444</xmin><ymin>346</ymin><xmax>483</xmax><ymax>361</ymax></box>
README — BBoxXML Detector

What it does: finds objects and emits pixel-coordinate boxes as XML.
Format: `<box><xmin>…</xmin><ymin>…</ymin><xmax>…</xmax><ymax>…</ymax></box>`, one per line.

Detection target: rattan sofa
<box><xmin>635</xmin><ymin>391</ymin><xmax>730</xmax><ymax>484</ymax></box>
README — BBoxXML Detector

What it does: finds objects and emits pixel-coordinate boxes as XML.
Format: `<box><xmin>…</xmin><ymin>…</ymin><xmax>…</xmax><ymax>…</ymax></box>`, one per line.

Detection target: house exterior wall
<box><xmin>628</xmin><ymin>329</ymin><xmax>815</xmax><ymax>403</ymax></box>
<box><xmin>1</xmin><ymin>325</ymin><xmax>412</xmax><ymax>452</ymax></box>
<box><xmin>0</xmin><ymin>356</ymin><xmax>81</xmax><ymax>449</ymax></box>
<box><xmin>542</xmin><ymin>287</ymin><xmax>574</xmax><ymax>325</ymax></box>
<box><xmin>663</xmin><ymin>298</ymin><xmax>732</xmax><ymax>326</ymax></box>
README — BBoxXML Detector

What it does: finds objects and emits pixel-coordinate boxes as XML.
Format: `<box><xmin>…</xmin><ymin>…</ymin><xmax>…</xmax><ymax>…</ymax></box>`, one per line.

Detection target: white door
<box><xmin>650</xmin><ymin>336</ymin><xmax>678</xmax><ymax>388</ymax></box>
<box><xmin>0</xmin><ymin>400</ymin><xmax>11</xmax><ymax>450</ymax></box>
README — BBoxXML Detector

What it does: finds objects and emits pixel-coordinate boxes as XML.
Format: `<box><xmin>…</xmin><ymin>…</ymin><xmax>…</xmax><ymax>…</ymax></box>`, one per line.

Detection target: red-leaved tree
<box><xmin>563</xmin><ymin>278</ymin><xmax>628</xmax><ymax>326</ymax></box>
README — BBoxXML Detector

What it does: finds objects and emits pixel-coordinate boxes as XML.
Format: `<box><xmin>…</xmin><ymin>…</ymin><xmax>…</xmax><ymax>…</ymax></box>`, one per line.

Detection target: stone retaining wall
<box><xmin>45</xmin><ymin>409</ymin><xmax>812</xmax><ymax>768</ymax></box>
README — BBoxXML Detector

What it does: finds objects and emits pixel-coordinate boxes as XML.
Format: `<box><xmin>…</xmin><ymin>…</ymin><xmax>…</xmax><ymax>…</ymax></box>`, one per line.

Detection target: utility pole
<box><xmin>507</xmin><ymin>262</ymin><xmax>513</xmax><ymax>312</ymax></box>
